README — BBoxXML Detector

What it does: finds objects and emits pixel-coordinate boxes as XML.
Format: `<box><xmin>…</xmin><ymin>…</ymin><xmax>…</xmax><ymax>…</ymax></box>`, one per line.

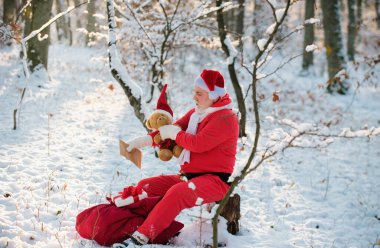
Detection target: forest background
<box><xmin>1</xmin><ymin>0</ymin><xmax>380</xmax><ymax>247</ymax></box>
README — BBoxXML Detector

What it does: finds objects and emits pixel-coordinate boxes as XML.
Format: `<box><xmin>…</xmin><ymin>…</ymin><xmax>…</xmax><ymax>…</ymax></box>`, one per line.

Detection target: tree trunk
<box><xmin>216</xmin><ymin>0</ymin><xmax>247</xmax><ymax>137</ymax></box>
<box><xmin>106</xmin><ymin>0</ymin><xmax>147</xmax><ymax>129</ymax></box>
<box><xmin>321</xmin><ymin>0</ymin><xmax>348</xmax><ymax>94</ymax></box>
<box><xmin>85</xmin><ymin>0</ymin><xmax>96</xmax><ymax>45</ymax></box>
<box><xmin>347</xmin><ymin>0</ymin><xmax>356</xmax><ymax>60</ymax></box>
<box><xmin>26</xmin><ymin>0</ymin><xmax>54</xmax><ymax>71</ymax></box>
<box><xmin>22</xmin><ymin>0</ymin><xmax>32</xmax><ymax>46</ymax></box>
<box><xmin>66</xmin><ymin>0</ymin><xmax>73</xmax><ymax>45</ymax></box>
<box><xmin>73</xmin><ymin>0</ymin><xmax>82</xmax><ymax>29</ymax></box>
<box><xmin>3</xmin><ymin>0</ymin><xmax>17</xmax><ymax>24</ymax></box>
<box><xmin>356</xmin><ymin>0</ymin><xmax>362</xmax><ymax>26</ymax></box>
<box><xmin>376</xmin><ymin>0</ymin><xmax>380</xmax><ymax>29</ymax></box>
<box><xmin>252</xmin><ymin>0</ymin><xmax>268</xmax><ymax>51</ymax></box>
<box><xmin>219</xmin><ymin>194</ymin><xmax>241</xmax><ymax>235</ymax></box>
<box><xmin>55</xmin><ymin>0</ymin><xmax>69</xmax><ymax>41</ymax></box>
<box><xmin>223</xmin><ymin>0</ymin><xmax>245</xmax><ymax>42</ymax></box>
<box><xmin>236</xmin><ymin>0</ymin><xmax>245</xmax><ymax>47</ymax></box>
<box><xmin>234</xmin><ymin>0</ymin><xmax>245</xmax><ymax>37</ymax></box>
<box><xmin>302</xmin><ymin>0</ymin><xmax>315</xmax><ymax>70</ymax></box>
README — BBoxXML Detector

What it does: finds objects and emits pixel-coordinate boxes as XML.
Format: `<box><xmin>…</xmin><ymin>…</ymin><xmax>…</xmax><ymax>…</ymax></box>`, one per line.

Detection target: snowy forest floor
<box><xmin>0</xmin><ymin>42</ymin><xmax>380</xmax><ymax>248</ymax></box>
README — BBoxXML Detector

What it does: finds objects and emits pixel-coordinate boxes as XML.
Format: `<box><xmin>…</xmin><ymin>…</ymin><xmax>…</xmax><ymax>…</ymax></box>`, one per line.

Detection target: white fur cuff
<box><xmin>158</xmin><ymin>125</ymin><xmax>181</xmax><ymax>140</ymax></box>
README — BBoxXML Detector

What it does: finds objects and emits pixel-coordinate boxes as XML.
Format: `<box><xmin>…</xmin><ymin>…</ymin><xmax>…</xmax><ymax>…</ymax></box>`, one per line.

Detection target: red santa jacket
<box><xmin>174</xmin><ymin>97</ymin><xmax>239</xmax><ymax>174</ymax></box>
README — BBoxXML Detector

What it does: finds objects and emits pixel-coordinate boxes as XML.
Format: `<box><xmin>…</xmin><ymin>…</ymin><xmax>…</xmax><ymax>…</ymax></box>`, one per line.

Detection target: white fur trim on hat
<box><xmin>194</xmin><ymin>77</ymin><xmax>227</xmax><ymax>100</ymax></box>
<box><xmin>195</xmin><ymin>76</ymin><xmax>209</xmax><ymax>92</ymax></box>
<box><xmin>148</xmin><ymin>109</ymin><xmax>173</xmax><ymax>122</ymax></box>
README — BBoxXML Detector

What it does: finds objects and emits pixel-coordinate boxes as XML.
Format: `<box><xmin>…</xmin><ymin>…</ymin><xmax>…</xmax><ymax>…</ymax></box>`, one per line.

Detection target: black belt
<box><xmin>180</xmin><ymin>172</ymin><xmax>232</xmax><ymax>186</ymax></box>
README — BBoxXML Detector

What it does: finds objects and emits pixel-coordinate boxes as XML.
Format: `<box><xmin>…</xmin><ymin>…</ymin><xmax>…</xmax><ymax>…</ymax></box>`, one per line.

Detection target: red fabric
<box><xmin>174</xmin><ymin>97</ymin><xmax>238</xmax><ymax>174</ymax></box>
<box><xmin>148</xmin><ymin>130</ymin><xmax>175</xmax><ymax>150</ymax></box>
<box><xmin>200</xmin><ymin>69</ymin><xmax>224</xmax><ymax>91</ymax></box>
<box><xmin>75</xmin><ymin>196</ymin><xmax>183</xmax><ymax>246</ymax></box>
<box><xmin>155</xmin><ymin>84</ymin><xmax>173</xmax><ymax>117</ymax></box>
<box><xmin>120</xmin><ymin>185</ymin><xmax>143</xmax><ymax>199</ymax></box>
<box><xmin>148</xmin><ymin>130</ymin><xmax>159</xmax><ymax>146</ymax></box>
<box><xmin>136</xmin><ymin>174</ymin><xmax>230</xmax><ymax>240</ymax></box>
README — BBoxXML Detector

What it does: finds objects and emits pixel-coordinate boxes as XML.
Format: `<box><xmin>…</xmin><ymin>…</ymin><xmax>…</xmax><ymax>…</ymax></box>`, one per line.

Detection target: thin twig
<box><xmin>124</xmin><ymin>0</ymin><xmax>156</xmax><ymax>49</ymax></box>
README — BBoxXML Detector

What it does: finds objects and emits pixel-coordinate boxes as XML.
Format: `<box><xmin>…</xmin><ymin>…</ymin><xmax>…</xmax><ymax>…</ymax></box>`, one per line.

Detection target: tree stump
<box><xmin>219</xmin><ymin>193</ymin><xmax>241</xmax><ymax>235</ymax></box>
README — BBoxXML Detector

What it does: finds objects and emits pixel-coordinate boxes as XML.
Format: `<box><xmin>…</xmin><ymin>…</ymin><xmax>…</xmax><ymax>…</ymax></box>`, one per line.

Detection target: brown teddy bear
<box><xmin>146</xmin><ymin>84</ymin><xmax>183</xmax><ymax>161</ymax></box>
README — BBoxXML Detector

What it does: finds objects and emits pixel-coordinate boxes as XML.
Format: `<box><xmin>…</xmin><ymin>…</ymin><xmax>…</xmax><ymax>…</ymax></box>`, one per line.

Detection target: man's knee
<box><xmin>163</xmin><ymin>183</ymin><xmax>196</xmax><ymax>206</ymax></box>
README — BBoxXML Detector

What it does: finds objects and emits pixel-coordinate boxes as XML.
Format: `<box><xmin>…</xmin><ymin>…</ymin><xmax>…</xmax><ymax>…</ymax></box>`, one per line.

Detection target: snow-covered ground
<box><xmin>1</xmin><ymin>41</ymin><xmax>379</xmax><ymax>248</ymax></box>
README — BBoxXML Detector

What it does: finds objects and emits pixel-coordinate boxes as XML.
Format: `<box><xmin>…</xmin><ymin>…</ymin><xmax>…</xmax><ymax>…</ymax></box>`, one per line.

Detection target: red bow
<box><xmin>119</xmin><ymin>186</ymin><xmax>143</xmax><ymax>200</ymax></box>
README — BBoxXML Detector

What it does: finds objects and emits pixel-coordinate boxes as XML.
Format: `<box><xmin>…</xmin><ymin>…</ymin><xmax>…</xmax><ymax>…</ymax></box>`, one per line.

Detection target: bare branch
<box><xmin>171</xmin><ymin>2</ymin><xmax>228</xmax><ymax>32</ymax></box>
<box><xmin>15</xmin><ymin>0</ymin><xmax>32</xmax><ymax>23</ymax></box>
<box><xmin>260</xmin><ymin>52</ymin><xmax>305</xmax><ymax>79</ymax></box>
<box><xmin>212</xmin><ymin>1</ymin><xmax>292</xmax><ymax>247</ymax></box>
<box><xmin>124</xmin><ymin>1</ymin><xmax>156</xmax><ymax>50</ymax></box>
<box><xmin>169</xmin><ymin>0</ymin><xmax>182</xmax><ymax>28</ymax></box>
<box><xmin>265</xmin><ymin>0</ymin><xmax>278</xmax><ymax>24</ymax></box>
<box><xmin>106</xmin><ymin>0</ymin><xmax>147</xmax><ymax>129</ymax></box>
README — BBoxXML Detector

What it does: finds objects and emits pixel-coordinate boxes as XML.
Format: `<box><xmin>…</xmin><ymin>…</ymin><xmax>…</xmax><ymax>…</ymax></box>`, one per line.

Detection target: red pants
<box><xmin>136</xmin><ymin>174</ymin><xmax>230</xmax><ymax>240</ymax></box>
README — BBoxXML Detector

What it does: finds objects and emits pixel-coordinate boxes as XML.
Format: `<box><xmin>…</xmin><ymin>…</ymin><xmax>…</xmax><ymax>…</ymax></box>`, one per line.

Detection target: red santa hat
<box><xmin>194</xmin><ymin>69</ymin><xmax>227</xmax><ymax>100</ymax></box>
<box><xmin>152</xmin><ymin>84</ymin><xmax>173</xmax><ymax>122</ymax></box>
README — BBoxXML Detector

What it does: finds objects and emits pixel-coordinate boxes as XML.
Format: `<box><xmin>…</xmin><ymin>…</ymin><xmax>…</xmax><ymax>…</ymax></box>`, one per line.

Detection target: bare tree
<box><xmin>320</xmin><ymin>0</ymin><xmax>348</xmax><ymax>94</ymax></box>
<box><xmin>122</xmin><ymin>0</ymin><xmax>188</xmax><ymax>102</ymax></box>
<box><xmin>55</xmin><ymin>0</ymin><xmax>69</xmax><ymax>42</ymax></box>
<box><xmin>222</xmin><ymin>0</ymin><xmax>245</xmax><ymax>46</ymax></box>
<box><xmin>13</xmin><ymin>1</ymin><xmax>86</xmax><ymax>129</ymax></box>
<box><xmin>211</xmin><ymin>0</ymin><xmax>292</xmax><ymax>247</ymax></box>
<box><xmin>357</xmin><ymin>0</ymin><xmax>362</xmax><ymax>27</ymax></box>
<box><xmin>26</xmin><ymin>0</ymin><xmax>54</xmax><ymax>71</ymax></box>
<box><xmin>216</xmin><ymin>0</ymin><xmax>247</xmax><ymax>137</ymax></box>
<box><xmin>22</xmin><ymin>0</ymin><xmax>32</xmax><ymax>41</ymax></box>
<box><xmin>119</xmin><ymin>1</ymin><xmax>225</xmax><ymax>104</ymax></box>
<box><xmin>3</xmin><ymin>0</ymin><xmax>17</xmax><ymax>24</ymax></box>
<box><xmin>376</xmin><ymin>0</ymin><xmax>380</xmax><ymax>29</ymax></box>
<box><xmin>252</xmin><ymin>0</ymin><xmax>266</xmax><ymax>44</ymax></box>
<box><xmin>85</xmin><ymin>0</ymin><xmax>96</xmax><ymax>45</ymax></box>
<box><xmin>347</xmin><ymin>0</ymin><xmax>356</xmax><ymax>60</ymax></box>
<box><xmin>106</xmin><ymin>0</ymin><xmax>147</xmax><ymax>129</ymax></box>
<box><xmin>302</xmin><ymin>0</ymin><xmax>315</xmax><ymax>70</ymax></box>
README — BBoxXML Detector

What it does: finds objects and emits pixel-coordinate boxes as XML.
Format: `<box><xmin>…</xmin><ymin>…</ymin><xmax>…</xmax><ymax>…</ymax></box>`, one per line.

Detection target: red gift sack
<box><xmin>76</xmin><ymin>196</ymin><xmax>183</xmax><ymax>246</ymax></box>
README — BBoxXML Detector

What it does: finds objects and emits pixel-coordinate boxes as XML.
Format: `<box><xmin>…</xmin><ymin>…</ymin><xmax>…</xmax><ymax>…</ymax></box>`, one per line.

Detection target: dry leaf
<box><xmin>272</xmin><ymin>92</ymin><xmax>280</xmax><ymax>102</ymax></box>
<box><xmin>107</xmin><ymin>84</ymin><xmax>114</xmax><ymax>91</ymax></box>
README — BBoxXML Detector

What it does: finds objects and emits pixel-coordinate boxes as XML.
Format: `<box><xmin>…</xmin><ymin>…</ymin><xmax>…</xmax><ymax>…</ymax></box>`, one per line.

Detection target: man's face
<box><xmin>193</xmin><ymin>86</ymin><xmax>214</xmax><ymax>110</ymax></box>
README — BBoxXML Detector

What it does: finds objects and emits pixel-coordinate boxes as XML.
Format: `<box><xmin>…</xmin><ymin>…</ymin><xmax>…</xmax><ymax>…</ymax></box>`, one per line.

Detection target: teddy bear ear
<box><xmin>146</xmin><ymin>113</ymin><xmax>160</xmax><ymax>130</ymax></box>
<box><xmin>145</xmin><ymin>119</ymin><xmax>153</xmax><ymax>130</ymax></box>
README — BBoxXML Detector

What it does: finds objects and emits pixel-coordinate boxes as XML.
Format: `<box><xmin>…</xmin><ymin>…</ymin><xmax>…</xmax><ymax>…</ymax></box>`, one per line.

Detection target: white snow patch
<box><xmin>306</xmin><ymin>44</ymin><xmax>318</xmax><ymax>52</ymax></box>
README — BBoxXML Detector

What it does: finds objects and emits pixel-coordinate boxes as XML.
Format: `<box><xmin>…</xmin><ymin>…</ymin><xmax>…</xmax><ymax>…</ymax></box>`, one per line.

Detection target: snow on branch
<box><xmin>239</xmin><ymin>122</ymin><xmax>380</xmax><ymax>176</ymax></box>
<box><xmin>106</xmin><ymin>0</ymin><xmax>147</xmax><ymax>127</ymax></box>
<box><xmin>223</xmin><ymin>36</ymin><xmax>238</xmax><ymax>65</ymax></box>
<box><xmin>124</xmin><ymin>0</ymin><xmax>156</xmax><ymax>49</ymax></box>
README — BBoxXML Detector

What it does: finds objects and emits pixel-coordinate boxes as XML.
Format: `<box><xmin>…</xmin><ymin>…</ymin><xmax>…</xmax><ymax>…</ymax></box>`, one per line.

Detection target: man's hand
<box><xmin>126</xmin><ymin>135</ymin><xmax>152</xmax><ymax>152</ymax></box>
<box><xmin>158</xmin><ymin>125</ymin><xmax>181</xmax><ymax>140</ymax></box>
